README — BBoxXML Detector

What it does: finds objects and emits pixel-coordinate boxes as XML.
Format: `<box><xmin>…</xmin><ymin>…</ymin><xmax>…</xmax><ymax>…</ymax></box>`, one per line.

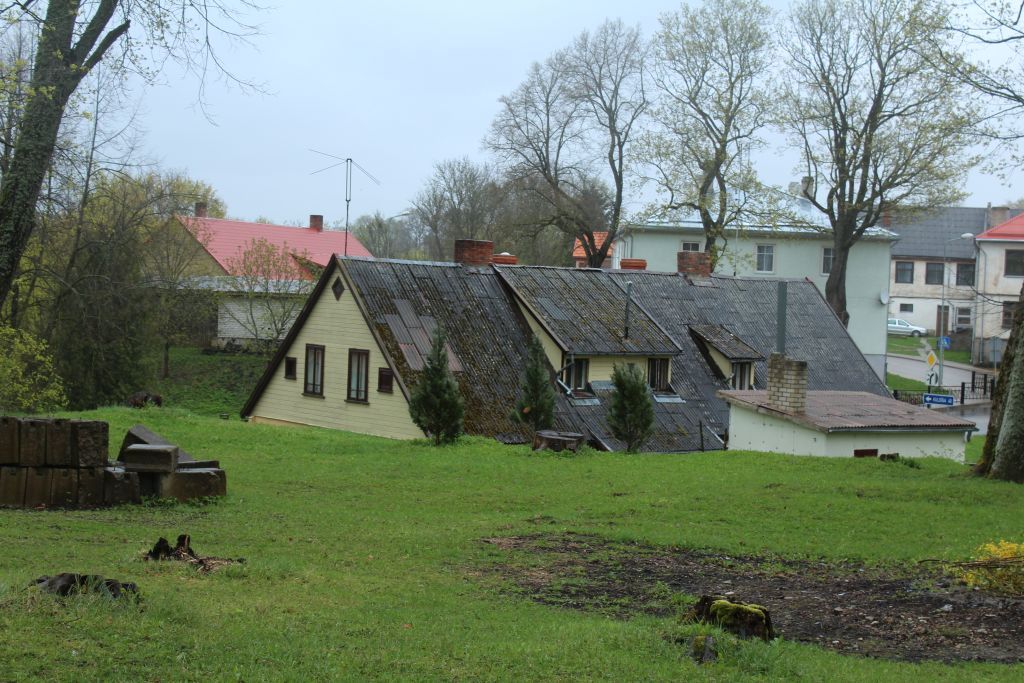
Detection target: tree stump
<box><xmin>692</xmin><ymin>594</ymin><xmax>775</xmax><ymax>641</ymax></box>
<box><xmin>532</xmin><ymin>430</ymin><xmax>584</xmax><ymax>452</ymax></box>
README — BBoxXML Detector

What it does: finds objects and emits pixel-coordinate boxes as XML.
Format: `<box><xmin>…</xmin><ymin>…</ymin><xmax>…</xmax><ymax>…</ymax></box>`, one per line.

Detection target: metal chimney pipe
<box><xmin>776</xmin><ymin>281</ymin><xmax>787</xmax><ymax>355</ymax></box>
<box><xmin>624</xmin><ymin>281</ymin><xmax>633</xmax><ymax>339</ymax></box>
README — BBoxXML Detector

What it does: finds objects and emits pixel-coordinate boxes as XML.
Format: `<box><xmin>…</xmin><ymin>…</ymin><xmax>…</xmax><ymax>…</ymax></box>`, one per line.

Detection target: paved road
<box><xmin>887</xmin><ymin>355</ymin><xmax>983</xmax><ymax>387</ymax></box>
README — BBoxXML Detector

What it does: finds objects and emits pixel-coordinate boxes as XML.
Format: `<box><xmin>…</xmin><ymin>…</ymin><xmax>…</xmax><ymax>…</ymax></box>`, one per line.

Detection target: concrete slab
<box><xmin>0</xmin><ymin>466</ymin><xmax>26</xmax><ymax>507</ymax></box>
<box><xmin>24</xmin><ymin>467</ymin><xmax>52</xmax><ymax>507</ymax></box>
<box><xmin>48</xmin><ymin>468</ymin><xmax>78</xmax><ymax>507</ymax></box>
<box><xmin>122</xmin><ymin>444</ymin><xmax>178</xmax><ymax>473</ymax></box>
<box><xmin>45</xmin><ymin>420</ymin><xmax>72</xmax><ymax>467</ymax></box>
<box><xmin>18</xmin><ymin>419</ymin><xmax>47</xmax><ymax>466</ymax></box>
<box><xmin>156</xmin><ymin>468</ymin><xmax>226</xmax><ymax>501</ymax></box>
<box><xmin>103</xmin><ymin>468</ymin><xmax>141</xmax><ymax>506</ymax></box>
<box><xmin>119</xmin><ymin>424</ymin><xmax>195</xmax><ymax>462</ymax></box>
<box><xmin>77</xmin><ymin>467</ymin><xmax>105</xmax><ymax>508</ymax></box>
<box><xmin>70</xmin><ymin>420</ymin><xmax>109</xmax><ymax>468</ymax></box>
<box><xmin>0</xmin><ymin>417</ymin><xmax>19</xmax><ymax>465</ymax></box>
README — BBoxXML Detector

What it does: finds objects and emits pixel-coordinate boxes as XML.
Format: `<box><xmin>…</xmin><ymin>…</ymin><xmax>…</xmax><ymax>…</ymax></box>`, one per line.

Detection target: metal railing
<box><xmin>892</xmin><ymin>372</ymin><xmax>996</xmax><ymax>406</ymax></box>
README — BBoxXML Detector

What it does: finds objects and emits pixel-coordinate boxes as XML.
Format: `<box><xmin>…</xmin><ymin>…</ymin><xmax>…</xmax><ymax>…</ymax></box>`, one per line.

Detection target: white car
<box><xmin>887</xmin><ymin>318</ymin><xmax>926</xmax><ymax>337</ymax></box>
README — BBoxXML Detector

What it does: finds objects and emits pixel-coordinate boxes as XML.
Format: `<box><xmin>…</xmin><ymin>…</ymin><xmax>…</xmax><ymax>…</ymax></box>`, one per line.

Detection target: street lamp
<box><xmin>939</xmin><ymin>232</ymin><xmax>976</xmax><ymax>385</ymax></box>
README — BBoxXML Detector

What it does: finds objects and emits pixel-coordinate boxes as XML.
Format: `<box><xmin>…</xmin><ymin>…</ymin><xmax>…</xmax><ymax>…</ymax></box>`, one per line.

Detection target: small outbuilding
<box><xmin>720</xmin><ymin>355</ymin><xmax>977</xmax><ymax>460</ymax></box>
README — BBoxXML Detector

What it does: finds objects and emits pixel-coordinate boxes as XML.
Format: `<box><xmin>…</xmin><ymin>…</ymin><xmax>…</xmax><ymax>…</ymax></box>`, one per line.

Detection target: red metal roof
<box><xmin>182</xmin><ymin>216</ymin><xmax>373</xmax><ymax>278</ymax></box>
<box><xmin>572</xmin><ymin>232</ymin><xmax>614</xmax><ymax>259</ymax></box>
<box><xmin>976</xmin><ymin>214</ymin><xmax>1024</xmax><ymax>241</ymax></box>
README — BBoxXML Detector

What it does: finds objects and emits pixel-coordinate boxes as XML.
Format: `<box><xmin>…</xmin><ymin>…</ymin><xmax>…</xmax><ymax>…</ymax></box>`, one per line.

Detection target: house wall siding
<box><xmin>728</xmin><ymin>406</ymin><xmax>965</xmax><ymax>460</ymax></box>
<box><xmin>217</xmin><ymin>296</ymin><xmax>301</xmax><ymax>342</ymax></box>
<box><xmin>515</xmin><ymin>300</ymin><xmax>565</xmax><ymax>371</ymax></box>
<box><xmin>249</xmin><ymin>279</ymin><xmax>423</xmax><ymax>440</ymax></box>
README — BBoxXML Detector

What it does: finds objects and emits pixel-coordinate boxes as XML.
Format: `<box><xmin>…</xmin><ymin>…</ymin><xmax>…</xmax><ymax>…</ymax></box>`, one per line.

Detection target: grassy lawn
<box><xmin>150</xmin><ymin>347</ymin><xmax>268</xmax><ymax>416</ymax></box>
<box><xmin>887</xmin><ymin>335</ymin><xmax>972</xmax><ymax>364</ymax></box>
<box><xmin>886</xmin><ymin>372</ymin><xmax>932</xmax><ymax>391</ymax></box>
<box><xmin>2</xmin><ymin>409</ymin><xmax>1020</xmax><ymax>680</ymax></box>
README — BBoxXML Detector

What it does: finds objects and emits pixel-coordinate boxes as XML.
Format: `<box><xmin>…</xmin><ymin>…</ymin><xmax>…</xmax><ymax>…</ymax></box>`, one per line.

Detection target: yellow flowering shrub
<box><xmin>959</xmin><ymin>540</ymin><xmax>1024</xmax><ymax>595</ymax></box>
<box><xmin>0</xmin><ymin>325</ymin><xmax>67</xmax><ymax>413</ymax></box>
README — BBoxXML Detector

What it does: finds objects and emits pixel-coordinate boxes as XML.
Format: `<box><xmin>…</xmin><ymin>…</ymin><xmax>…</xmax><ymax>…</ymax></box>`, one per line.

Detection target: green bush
<box><xmin>607</xmin><ymin>363</ymin><xmax>654</xmax><ymax>452</ymax></box>
<box><xmin>0</xmin><ymin>325</ymin><xmax>67</xmax><ymax>413</ymax></box>
<box><xmin>409</xmin><ymin>326</ymin><xmax>464</xmax><ymax>445</ymax></box>
<box><xmin>511</xmin><ymin>336</ymin><xmax>555</xmax><ymax>435</ymax></box>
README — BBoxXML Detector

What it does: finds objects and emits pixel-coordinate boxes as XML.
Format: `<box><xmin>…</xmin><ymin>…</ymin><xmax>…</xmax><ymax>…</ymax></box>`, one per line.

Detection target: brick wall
<box><xmin>766</xmin><ymin>353</ymin><xmax>808</xmax><ymax>414</ymax></box>
<box><xmin>620</xmin><ymin>258</ymin><xmax>647</xmax><ymax>270</ymax></box>
<box><xmin>454</xmin><ymin>240</ymin><xmax>494</xmax><ymax>266</ymax></box>
<box><xmin>677</xmin><ymin>251</ymin><xmax>712</xmax><ymax>277</ymax></box>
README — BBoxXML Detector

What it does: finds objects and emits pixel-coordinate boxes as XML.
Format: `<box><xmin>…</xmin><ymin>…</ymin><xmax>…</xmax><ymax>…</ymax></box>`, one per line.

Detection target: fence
<box><xmin>892</xmin><ymin>371</ymin><xmax>996</xmax><ymax>406</ymax></box>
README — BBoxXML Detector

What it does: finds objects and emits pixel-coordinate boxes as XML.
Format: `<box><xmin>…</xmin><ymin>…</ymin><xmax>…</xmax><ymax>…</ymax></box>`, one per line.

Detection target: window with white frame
<box><xmin>679</xmin><ymin>241</ymin><xmax>701</xmax><ymax>253</ymax></box>
<box><xmin>955</xmin><ymin>307</ymin><xmax>972</xmax><ymax>330</ymax></box>
<box><xmin>755</xmin><ymin>244</ymin><xmax>775</xmax><ymax>273</ymax></box>
<box><xmin>899</xmin><ymin>303</ymin><xmax>913</xmax><ymax>313</ymax></box>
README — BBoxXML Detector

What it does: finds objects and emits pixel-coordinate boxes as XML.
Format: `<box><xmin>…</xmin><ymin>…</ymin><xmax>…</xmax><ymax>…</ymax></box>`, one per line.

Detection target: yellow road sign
<box><xmin>927</xmin><ymin>350</ymin><xmax>937</xmax><ymax>368</ymax></box>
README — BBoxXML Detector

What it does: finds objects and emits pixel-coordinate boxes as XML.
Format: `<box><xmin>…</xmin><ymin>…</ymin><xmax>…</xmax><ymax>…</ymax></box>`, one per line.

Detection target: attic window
<box><xmin>378</xmin><ymin>367</ymin><xmax>394</xmax><ymax>394</ymax></box>
<box><xmin>732</xmin><ymin>362</ymin><xmax>753</xmax><ymax>390</ymax></box>
<box><xmin>647</xmin><ymin>358</ymin><xmax>670</xmax><ymax>392</ymax></box>
<box><xmin>331</xmin><ymin>276</ymin><xmax>345</xmax><ymax>300</ymax></box>
<box><xmin>562</xmin><ymin>358</ymin><xmax>589</xmax><ymax>392</ymax></box>
<box><xmin>284</xmin><ymin>357</ymin><xmax>297</xmax><ymax>380</ymax></box>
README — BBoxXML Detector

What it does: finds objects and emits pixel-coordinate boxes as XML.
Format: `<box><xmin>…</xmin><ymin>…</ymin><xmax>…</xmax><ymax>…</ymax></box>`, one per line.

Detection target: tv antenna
<box><xmin>309</xmin><ymin>149</ymin><xmax>381</xmax><ymax>255</ymax></box>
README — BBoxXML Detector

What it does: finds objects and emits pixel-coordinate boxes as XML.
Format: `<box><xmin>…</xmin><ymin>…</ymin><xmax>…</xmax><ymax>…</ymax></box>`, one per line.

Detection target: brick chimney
<box><xmin>194</xmin><ymin>201</ymin><xmax>208</xmax><ymax>218</ymax></box>
<box><xmin>881</xmin><ymin>212</ymin><xmax>892</xmax><ymax>228</ymax></box>
<box><xmin>990</xmin><ymin>205</ymin><xmax>1010</xmax><ymax>227</ymax></box>
<box><xmin>309</xmin><ymin>214</ymin><xmax>324</xmax><ymax>232</ymax></box>
<box><xmin>492</xmin><ymin>252</ymin><xmax>518</xmax><ymax>265</ymax></box>
<box><xmin>454</xmin><ymin>239</ymin><xmax>494</xmax><ymax>266</ymax></box>
<box><xmin>677</xmin><ymin>251</ymin><xmax>712</xmax><ymax>277</ymax></box>
<box><xmin>619</xmin><ymin>258</ymin><xmax>646</xmax><ymax>271</ymax></box>
<box><xmin>766</xmin><ymin>353</ymin><xmax>807</xmax><ymax>414</ymax></box>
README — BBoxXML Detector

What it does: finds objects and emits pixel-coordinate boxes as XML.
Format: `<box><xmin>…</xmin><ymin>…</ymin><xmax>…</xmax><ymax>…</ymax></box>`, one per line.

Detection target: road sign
<box><xmin>926</xmin><ymin>350</ymin><xmax>937</xmax><ymax>368</ymax></box>
<box><xmin>923</xmin><ymin>393</ymin><xmax>954</xmax><ymax>406</ymax></box>
<box><xmin>925</xmin><ymin>371</ymin><xmax>938</xmax><ymax>386</ymax></box>
<box><xmin>938</xmin><ymin>336</ymin><xmax>951</xmax><ymax>350</ymax></box>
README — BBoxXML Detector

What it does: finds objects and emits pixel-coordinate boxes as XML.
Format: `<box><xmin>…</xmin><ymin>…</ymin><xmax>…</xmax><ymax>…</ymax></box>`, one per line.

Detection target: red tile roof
<box><xmin>719</xmin><ymin>390</ymin><xmax>977</xmax><ymax>432</ymax></box>
<box><xmin>572</xmin><ymin>231</ymin><xmax>614</xmax><ymax>259</ymax></box>
<box><xmin>182</xmin><ymin>216</ymin><xmax>373</xmax><ymax>279</ymax></box>
<box><xmin>976</xmin><ymin>213</ymin><xmax>1024</xmax><ymax>241</ymax></box>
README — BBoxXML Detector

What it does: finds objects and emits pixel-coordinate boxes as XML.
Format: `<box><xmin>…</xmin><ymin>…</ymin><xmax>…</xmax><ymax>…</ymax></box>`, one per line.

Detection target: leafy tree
<box><xmin>977</xmin><ymin>284</ymin><xmax>1024</xmax><ymax>480</ymax></box>
<box><xmin>0</xmin><ymin>0</ymin><xmax>261</xmax><ymax>310</ymax></box>
<box><xmin>0</xmin><ymin>324</ymin><xmax>66</xmax><ymax>413</ymax></box>
<box><xmin>409</xmin><ymin>326</ymin><xmax>464</xmax><ymax>445</ymax></box>
<box><xmin>607</xmin><ymin>363</ymin><xmax>654</xmax><ymax>453</ymax></box>
<box><xmin>779</xmin><ymin>0</ymin><xmax>978</xmax><ymax>326</ymax></box>
<box><xmin>641</xmin><ymin>0</ymin><xmax>776</xmax><ymax>267</ymax></box>
<box><xmin>511</xmin><ymin>336</ymin><xmax>556</xmax><ymax>435</ymax></box>
<box><xmin>488</xmin><ymin>19</ymin><xmax>647</xmax><ymax>268</ymax></box>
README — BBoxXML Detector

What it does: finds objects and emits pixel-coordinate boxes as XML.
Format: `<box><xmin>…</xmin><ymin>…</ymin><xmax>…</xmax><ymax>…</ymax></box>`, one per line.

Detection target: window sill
<box><xmin>303</xmin><ymin>392</ymin><xmax>325</xmax><ymax>399</ymax></box>
<box><xmin>345</xmin><ymin>398</ymin><xmax>369</xmax><ymax>405</ymax></box>
<box><xmin>284</xmin><ymin>376</ymin><xmax>296</xmax><ymax>381</ymax></box>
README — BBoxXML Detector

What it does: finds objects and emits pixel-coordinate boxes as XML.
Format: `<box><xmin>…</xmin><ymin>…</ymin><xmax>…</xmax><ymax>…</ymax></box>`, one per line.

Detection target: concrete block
<box><xmin>48</xmin><ymin>468</ymin><xmax>78</xmax><ymax>507</ymax></box>
<box><xmin>156</xmin><ymin>468</ymin><xmax>226</xmax><ymax>502</ymax></box>
<box><xmin>0</xmin><ymin>466</ymin><xmax>26</xmax><ymax>507</ymax></box>
<box><xmin>103</xmin><ymin>468</ymin><xmax>141</xmax><ymax>506</ymax></box>
<box><xmin>138</xmin><ymin>471</ymin><xmax>159</xmax><ymax>498</ymax></box>
<box><xmin>18</xmin><ymin>419</ymin><xmax>47</xmax><ymax>466</ymax></box>
<box><xmin>70</xmin><ymin>420</ymin><xmax>109</xmax><ymax>468</ymax></box>
<box><xmin>77</xmin><ymin>467</ymin><xmax>105</xmax><ymax>508</ymax></box>
<box><xmin>176</xmin><ymin>459</ymin><xmax>220</xmax><ymax>469</ymax></box>
<box><xmin>45</xmin><ymin>419</ymin><xmax>72</xmax><ymax>467</ymax></box>
<box><xmin>122</xmin><ymin>444</ymin><xmax>178</xmax><ymax>473</ymax></box>
<box><xmin>120</xmin><ymin>424</ymin><xmax>195</xmax><ymax>463</ymax></box>
<box><xmin>0</xmin><ymin>417</ymin><xmax>19</xmax><ymax>465</ymax></box>
<box><xmin>24</xmin><ymin>467</ymin><xmax>53</xmax><ymax>507</ymax></box>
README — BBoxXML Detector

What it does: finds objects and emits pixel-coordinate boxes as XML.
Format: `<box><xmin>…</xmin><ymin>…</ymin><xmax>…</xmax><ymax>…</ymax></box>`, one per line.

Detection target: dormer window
<box><xmin>563</xmin><ymin>358</ymin><xmax>590</xmax><ymax>392</ymax></box>
<box><xmin>647</xmin><ymin>358</ymin><xmax>671</xmax><ymax>392</ymax></box>
<box><xmin>732</xmin><ymin>362</ymin><xmax>753</xmax><ymax>390</ymax></box>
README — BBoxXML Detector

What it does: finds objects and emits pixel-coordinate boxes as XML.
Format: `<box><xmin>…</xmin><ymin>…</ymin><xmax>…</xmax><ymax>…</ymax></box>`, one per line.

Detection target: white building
<box><xmin>613</xmin><ymin>212</ymin><xmax>895</xmax><ymax>379</ymax></box>
<box><xmin>975</xmin><ymin>216</ymin><xmax>1024</xmax><ymax>364</ymax></box>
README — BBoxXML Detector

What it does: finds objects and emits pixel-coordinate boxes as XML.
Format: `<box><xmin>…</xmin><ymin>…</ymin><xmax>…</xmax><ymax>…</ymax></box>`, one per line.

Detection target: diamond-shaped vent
<box><xmin>331</xmin><ymin>277</ymin><xmax>345</xmax><ymax>300</ymax></box>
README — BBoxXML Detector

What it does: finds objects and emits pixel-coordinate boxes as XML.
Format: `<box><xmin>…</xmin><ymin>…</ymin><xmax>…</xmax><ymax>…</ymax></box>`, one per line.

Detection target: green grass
<box><xmin>886</xmin><ymin>372</ymin><xmax>930</xmax><ymax>391</ymax></box>
<box><xmin>965</xmin><ymin>436</ymin><xmax>986</xmax><ymax>465</ymax></box>
<box><xmin>150</xmin><ymin>347</ymin><xmax>268</xmax><ymax>416</ymax></box>
<box><xmin>888</xmin><ymin>335</ymin><xmax>972</xmax><ymax>364</ymax></box>
<box><xmin>2</xmin><ymin>409</ymin><xmax>1020</xmax><ymax>680</ymax></box>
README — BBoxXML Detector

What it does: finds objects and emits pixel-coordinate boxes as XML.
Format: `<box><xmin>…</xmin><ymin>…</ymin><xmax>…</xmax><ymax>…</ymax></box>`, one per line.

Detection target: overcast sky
<box><xmin>134</xmin><ymin>0</ymin><xmax>1019</xmax><ymax>226</ymax></box>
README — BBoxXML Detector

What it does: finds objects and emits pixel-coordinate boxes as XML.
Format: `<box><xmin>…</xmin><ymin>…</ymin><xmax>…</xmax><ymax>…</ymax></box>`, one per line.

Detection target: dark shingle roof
<box><xmin>496</xmin><ymin>266</ymin><xmax>680</xmax><ymax>355</ymax></box>
<box><xmin>690</xmin><ymin>325</ymin><xmax>763</xmax><ymax>361</ymax></box>
<box><xmin>889</xmin><ymin>207</ymin><xmax>1023</xmax><ymax>259</ymax></box>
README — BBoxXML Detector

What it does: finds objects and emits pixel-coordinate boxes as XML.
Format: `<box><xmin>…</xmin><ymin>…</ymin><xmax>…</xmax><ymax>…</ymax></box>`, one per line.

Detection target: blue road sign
<box><xmin>923</xmin><ymin>393</ymin><xmax>955</xmax><ymax>406</ymax></box>
<box><xmin>938</xmin><ymin>336</ymin><xmax>952</xmax><ymax>350</ymax></box>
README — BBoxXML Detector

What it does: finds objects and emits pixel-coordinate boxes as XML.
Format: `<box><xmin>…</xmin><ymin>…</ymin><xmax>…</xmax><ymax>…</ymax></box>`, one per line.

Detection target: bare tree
<box><xmin>641</xmin><ymin>0</ymin><xmax>775</xmax><ymax>267</ymax></box>
<box><xmin>352</xmin><ymin>211</ymin><xmax>415</xmax><ymax>259</ymax></box>
<box><xmin>221</xmin><ymin>238</ymin><xmax>313</xmax><ymax>354</ymax></box>
<box><xmin>488</xmin><ymin>19</ymin><xmax>647</xmax><ymax>267</ymax></box>
<box><xmin>780</xmin><ymin>0</ymin><xmax>978</xmax><ymax>325</ymax></box>
<box><xmin>0</xmin><ymin>0</ymin><xmax>262</xmax><ymax>310</ymax></box>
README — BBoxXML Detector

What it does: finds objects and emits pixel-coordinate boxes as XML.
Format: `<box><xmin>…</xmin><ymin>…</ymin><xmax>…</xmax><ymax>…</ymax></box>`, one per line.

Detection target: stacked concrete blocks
<box><xmin>118</xmin><ymin>425</ymin><xmax>227</xmax><ymax>502</ymax></box>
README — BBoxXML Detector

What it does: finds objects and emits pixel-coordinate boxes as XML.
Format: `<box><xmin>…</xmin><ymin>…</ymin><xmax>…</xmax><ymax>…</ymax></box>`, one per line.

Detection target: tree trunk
<box><xmin>163</xmin><ymin>340</ymin><xmax>171</xmax><ymax>380</ymax></box>
<box><xmin>980</xmin><ymin>283</ymin><xmax>1024</xmax><ymax>479</ymax></box>
<box><xmin>824</xmin><ymin>241</ymin><xmax>851</xmax><ymax>326</ymax></box>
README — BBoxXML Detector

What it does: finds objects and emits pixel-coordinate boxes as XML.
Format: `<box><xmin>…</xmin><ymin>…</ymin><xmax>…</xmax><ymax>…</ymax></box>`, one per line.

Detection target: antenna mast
<box><xmin>309</xmin><ymin>149</ymin><xmax>381</xmax><ymax>256</ymax></box>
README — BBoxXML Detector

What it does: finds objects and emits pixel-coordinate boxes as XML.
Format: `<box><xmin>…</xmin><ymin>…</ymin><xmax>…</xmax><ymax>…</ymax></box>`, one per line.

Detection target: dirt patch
<box><xmin>483</xmin><ymin>532</ymin><xmax>1024</xmax><ymax>663</ymax></box>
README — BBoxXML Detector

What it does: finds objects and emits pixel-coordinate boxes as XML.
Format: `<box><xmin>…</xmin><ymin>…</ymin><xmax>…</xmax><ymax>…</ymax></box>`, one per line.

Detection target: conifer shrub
<box><xmin>511</xmin><ymin>336</ymin><xmax>555</xmax><ymax>435</ymax></box>
<box><xmin>607</xmin><ymin>362</ymin><xmax>654</xmax><ymax>452</ymax></box>
<box><xmin>409</xmin><ymin>326</ymin><xmax>464</xmax><ymax>445</ymax></box>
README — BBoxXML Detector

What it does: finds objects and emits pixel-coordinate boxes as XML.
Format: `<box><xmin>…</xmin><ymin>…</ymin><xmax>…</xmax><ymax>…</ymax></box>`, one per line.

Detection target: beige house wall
<box><xmin>728</xmin><ymin>405</ymin><xmax>966</xmax><ymax>461</ymax></box>
<box><xmin>515</xmin><ymin>300</ymin><xmax>565</xmax><ymax>371</ymax></box>
<box><xmin>249</xmin><ymin>272</ymin><xmax>423</xmax><ymax>440</ymax></box>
